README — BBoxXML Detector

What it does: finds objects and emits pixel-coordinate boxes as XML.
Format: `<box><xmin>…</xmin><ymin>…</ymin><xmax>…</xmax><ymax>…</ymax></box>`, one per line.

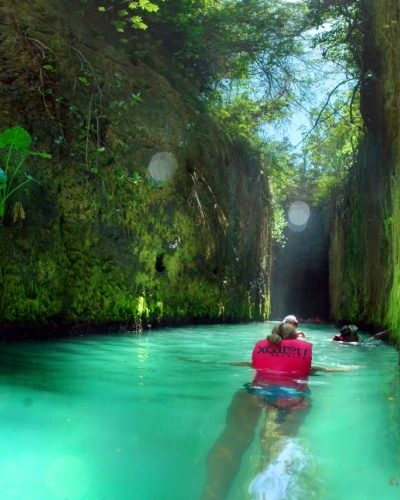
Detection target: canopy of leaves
<box><xmin>300</xmin><ymin>90</ymin><xmax>363</xmax><ymax>203</ymax></box>
<box><xmin>306</xmin><ymin>0</ymin><xmax>364</xmax><ymax>77</ymax></box>
<box><xmin>148</xmin><ymin>0</ymin><xmax>307</xmax><ymax>95</ymax></box>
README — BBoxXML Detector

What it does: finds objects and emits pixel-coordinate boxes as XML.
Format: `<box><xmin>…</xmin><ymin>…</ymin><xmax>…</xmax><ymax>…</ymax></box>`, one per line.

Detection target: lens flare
<box><xmin>148</xmin><ymin>152</ymin><xmax>177</xmax><ymax>183</ymax></box>
<box><xmin>288</xmin><ymin>201</ymin><xmax>310</xmax><ymax>231</ymax></box>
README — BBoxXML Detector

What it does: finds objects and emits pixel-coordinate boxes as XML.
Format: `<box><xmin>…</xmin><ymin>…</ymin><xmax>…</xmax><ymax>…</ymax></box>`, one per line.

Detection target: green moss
<box><xmin>328</xmin><ymin>0</ymin><xmax>400</xmax><ymax>335</ymax></box>
<box><xmin>0</xmin><ymin>252</ymin><xmax>65</xmax><ymax>324</ymax></box>
<box><xmin>387</xmin><ymin>180</ymin><xmax>400</xmax><ymax>339</ymax></box>
<box><xmin>0</xmin><ymin>2</ymin><xmax>272</xmax><ymax>335</ymax></box>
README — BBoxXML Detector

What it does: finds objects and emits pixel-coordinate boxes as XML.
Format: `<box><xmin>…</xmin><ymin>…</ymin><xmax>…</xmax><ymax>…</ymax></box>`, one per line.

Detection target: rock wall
<box><xmin>0</xmin><ymin>0</ymin><xmax>272</xmax><ymax>336</ymax></box>
<box><xmin>271</xmin><ymin>203</ymin><xmax>329</xmax><ymax>321</ymax></box>
<box><xmin>329</xmin><ymin>0</ymin><xmax>400</xmax><ymax>335</ymax></box>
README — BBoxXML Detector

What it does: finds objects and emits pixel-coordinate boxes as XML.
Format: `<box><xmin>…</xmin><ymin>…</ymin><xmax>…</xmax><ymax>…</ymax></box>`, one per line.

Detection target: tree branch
<box><xmin>293</xmin><ymin>77</ymin><xmax>357</xmax><ymax>148</ymax></box>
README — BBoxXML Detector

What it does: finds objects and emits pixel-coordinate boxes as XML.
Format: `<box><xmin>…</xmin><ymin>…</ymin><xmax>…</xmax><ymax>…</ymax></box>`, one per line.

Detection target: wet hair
<box><xmin>271</xmin><ymin>324</ymin><xmax>281</xmax><ymax>336</ymax></box>
<box><xmin>340</xmin><ymin>324</ymin><xmax>359</xmax><ymax>341</ymax></box>
<box><xmin>267</xmin><ymin>324</ymin><xmax>281</xmax><ymax>345</ymax></box>
<box><xmin>267</xmin><ymin>323</ymin><xmax>297</xmax><ymax>345</ymax></box>
<box><xmin>280</xmin><ymin>323</ymin><xmax>298</xmax><ymax>339</ymax></box>
<box><xmin>267</xmin><ymin>333</ymin><xmax>282</xmax><ymax>345</ymax></box>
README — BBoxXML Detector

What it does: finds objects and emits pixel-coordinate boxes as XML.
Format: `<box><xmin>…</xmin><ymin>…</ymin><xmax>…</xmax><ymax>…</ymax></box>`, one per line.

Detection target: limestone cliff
<box><xmin>0</xmin><ymin>0</ymin><xmax>271</xmax><ymax>336</ymax></box>
<box><xmin>329</xmin><ymin>0</ymin><xmax>399</xmax><ymax>336</ymax></box>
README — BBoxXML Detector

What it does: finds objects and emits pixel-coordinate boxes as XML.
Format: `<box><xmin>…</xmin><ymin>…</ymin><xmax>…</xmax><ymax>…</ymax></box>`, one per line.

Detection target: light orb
<box><xmin>288</xmin><ymin>201</ymin><xmax>310</xmax><ymax>229</ymax></box>
<box><xmin>148</xmin><ymin>152</ymin><xmax>178</xmax><ymax>183</ymax></box>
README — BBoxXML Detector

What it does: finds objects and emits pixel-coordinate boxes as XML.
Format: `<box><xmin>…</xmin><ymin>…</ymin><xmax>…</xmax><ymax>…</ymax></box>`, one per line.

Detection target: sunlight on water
<box><xmin>0</xmin><ymin>323</ymin><xmax>399</xmax><ymax>499</ymax></box>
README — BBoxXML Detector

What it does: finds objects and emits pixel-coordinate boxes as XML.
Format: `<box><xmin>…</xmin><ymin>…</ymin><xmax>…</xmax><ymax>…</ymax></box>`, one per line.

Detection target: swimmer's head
<box><xmin>271</xmin><ymin>324</ymin><xmax>281</xmax><ymax>336</ymax></box>
<box><xmin>280</xmin><ymin>323</ymin><xmax>298</xmax><ymax>339</ymax></box>
<box><xmin>283</xmin><ymin>315</ymin><xmax>299</xmax><ymax>328</ymax></box>
<box><xmin>268</xmin><ymin>323</ymin><xmax>284</xmax><ymax>345</ymax></box>
<box><xmin>268</xmin><ymin>322</ymin><xmax>297</xmax><ymax>344</ymax></box>
<box><xmin>340</xmin><ymin>325</ymin><xmax>352</xmax><ymax>337</ymax></box>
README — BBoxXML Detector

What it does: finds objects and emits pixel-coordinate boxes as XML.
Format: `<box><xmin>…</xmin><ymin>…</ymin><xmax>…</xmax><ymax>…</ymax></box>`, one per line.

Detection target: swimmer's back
<box><xmin>252</xmin><ymin>338</ymin><xmax>312</xmax><ymax>378</ymax></box>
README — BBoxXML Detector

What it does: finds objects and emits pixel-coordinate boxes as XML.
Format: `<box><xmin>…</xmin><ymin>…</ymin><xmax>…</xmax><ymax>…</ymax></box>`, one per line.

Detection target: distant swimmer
<box><xmin>333</xmin><ymin>325</ymin><xmax>359</xmax><ymax>343</ymax></box>
<box><xmin>282</xmin><ymin>314</ymin><xmax>306</xmax><ymax>338</ymax></box>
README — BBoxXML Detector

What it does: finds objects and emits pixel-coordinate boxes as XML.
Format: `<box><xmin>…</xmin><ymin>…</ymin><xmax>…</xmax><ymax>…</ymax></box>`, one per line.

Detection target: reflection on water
<box><xmin>0</xmin><ymin>324</ymin><xmax>398</xmax><ymax>499</ymax></box>
<box><xmin>0</xmin><ymin>345</ymin><xmax>69</xmax><ymax>393</ymax></box>
<box><xmin>249</xmin><ymin>437</ymin><xmax>309</xmax><ymax>499</ymax></box>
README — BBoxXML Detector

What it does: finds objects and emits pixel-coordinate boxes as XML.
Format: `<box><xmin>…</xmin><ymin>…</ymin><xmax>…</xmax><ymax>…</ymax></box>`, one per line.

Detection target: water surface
<box><xmin>0</xmin><ymin>323</ymin><xmax>399</xmax><ymax>499</ymax></box>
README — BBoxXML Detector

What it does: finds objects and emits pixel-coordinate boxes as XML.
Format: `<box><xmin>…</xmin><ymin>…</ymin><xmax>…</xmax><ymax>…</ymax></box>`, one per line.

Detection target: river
<box><xmin>0</xmin><ymin>323</ymin><xmax>399</xmax><ymax>499</ymax></box>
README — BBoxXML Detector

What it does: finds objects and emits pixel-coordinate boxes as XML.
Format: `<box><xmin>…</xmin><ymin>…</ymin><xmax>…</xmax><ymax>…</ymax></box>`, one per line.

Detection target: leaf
<box><xmin>139</xmin><ymin>0</ymin><xmax>159</xmax><ymax>13</ymax></box>
<box><xmin>43</xmin><ymin>64</ymin><xmax>55</xmax><ymax>72</ymax></box>
<box><xmin>130</xmin><ymin>16</ymin><xmax>147</xmax><ymax>30</ymax></box>
<box><xmin>78</xmin><ymin>76</ymin><xmax>90</xmax><ymax>86</ymax></box>
<box><xmin>129</xmin><ymin>171</ymin><xmax>142</xmax><ymax>184</ymax></box>
<box><xmin>145</xmin><ymin>4</ymin><xmax>159</xmax><ymax>13</ymax></box>
<box><xmin>98</xmin><ymin>6</ymin><xmax>106</xmax><ymax>12</ymax></box>
<box><xmin>26</xmin><ymin>151</ymin><xmax>52</xmax><ymax>159</ymax></box>
<box><xmin>112</xmin><ymin>20</ymin><xmax>126</xmax><ymax>32</ymax></box>
<box><xmin>38</xmin><ymin>152</ymin><xmax>52</xmax><ymax>159</ymax></box>
<box><xmin>0</xmin><ymin>126</ymin><xmax>32</xmax><ymax>151</ymax></box>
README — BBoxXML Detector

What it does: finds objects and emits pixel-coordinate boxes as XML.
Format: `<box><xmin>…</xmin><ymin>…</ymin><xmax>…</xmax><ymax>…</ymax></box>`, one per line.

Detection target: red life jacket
<box><xmin>251</xmin><ymin>338</ymin><xmax>312</xmax><ymax>378</ymax></box>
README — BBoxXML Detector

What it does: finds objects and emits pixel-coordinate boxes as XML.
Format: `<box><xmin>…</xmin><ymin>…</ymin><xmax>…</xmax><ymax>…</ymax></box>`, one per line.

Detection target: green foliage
<box><xmin>96</xmin><ymin>0</ymin><xmax>162</xmax><ymax>31</ymax></box>
<box><xmin>149</xmin><ymin>0</ymin><xmax>306</xmax><ymax>94</ymax></box>
<box><xmin>210</xmin><ymin>92</ymin><xmax>290</xmax><ymax>143</ymax></box>
<box><xmin>261</xmin><ymin>140</ymin><xmax>298</xmax><ymax>245</ymax></box>
<box><xmin>0</xmin><ymin>126</ymin><xmax>51</xmax><ymax>220</ymax></box>
<box><xmin>306</xmin><ymin>0</ymin><xmax>363</xmax><ymax>75</ymax></box>
<box><xmin>270</xmin><ymin>200</ymin><xmax>287</xmax><ymax>247</ymax></box>
<box><xmin>300</xmin><ymin>91</ymin><xmax>363</xmax><ymax>203</ymax></box>
<box><xmin>0</xmin><ymin>126</ymin><xmax>32</xmax><ymax>150</ymax></box>
<box><xmin>104</xmin><ymin>0</ymin><xmax>313</xmax><ymax>255</ymax></box>
<box><xmin>313</xmin><ymin>174</ymin><xmax>342</xmax><ymax>203</ymax></box>
<box><xmin>387</xmin><ymin>180</ymin><xmax>400</xmax><ymax>340</ymax></box>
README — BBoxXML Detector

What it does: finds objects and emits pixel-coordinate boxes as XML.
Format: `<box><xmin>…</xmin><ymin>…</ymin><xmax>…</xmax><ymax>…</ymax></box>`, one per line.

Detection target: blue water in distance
<box><xmin>0</xmin><ymin>322</ymin><xmax>399</xmax><ymax>499</ymax></box>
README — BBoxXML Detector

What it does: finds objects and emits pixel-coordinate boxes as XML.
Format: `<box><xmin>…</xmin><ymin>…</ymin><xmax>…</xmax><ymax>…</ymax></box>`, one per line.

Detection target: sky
<box><xmin>265</xmin><ymin>24</ymin><xmax>351</xmax><ymax>151</ymax></box>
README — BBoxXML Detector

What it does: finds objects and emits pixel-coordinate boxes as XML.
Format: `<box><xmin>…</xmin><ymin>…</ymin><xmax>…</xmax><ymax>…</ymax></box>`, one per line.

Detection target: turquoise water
<box><xmin>0</xmin><ymin>323</ymin><xmax>399</xmax><ymax>499</ymax></box>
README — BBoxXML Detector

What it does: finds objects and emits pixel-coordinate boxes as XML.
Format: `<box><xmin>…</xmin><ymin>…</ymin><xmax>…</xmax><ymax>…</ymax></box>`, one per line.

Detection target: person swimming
<box><xmin>282</xmin><ymin>314</ymin><xmax>306</xmax><ymax>338</ymax></box>
<box><xmin>333</xmin><ymin>324</ymin><xmax>359</xmax><ymax>343</ymax></box>
<box><xmin>201</xmin><ymin>324</ymin><xmax>356</xmax><ymax>500</ymax></box>
<box><xmin>201</xmin><ymin>323</ymin><xmax>312</xmax><ymax>500</ymax></box>
<box><xmin>248</xmin><ymin>323</ymin><xmax>312</xmax><ymax>423</ymax></box>
<box><xmin>252</xmin><ymin>323</ymin><xmax>312</xmax><ymax>378</ymax></box>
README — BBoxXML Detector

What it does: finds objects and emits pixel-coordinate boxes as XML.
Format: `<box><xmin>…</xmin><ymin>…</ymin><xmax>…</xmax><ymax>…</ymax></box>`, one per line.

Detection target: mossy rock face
<box><xmin>329</xmin><ymin>0</ymin><xmax>400</xmax><ymax>335</ymax></box>
<box><xmin>0</xmin><ymin>1</ymin><xmax>271</xmax><ymax>336</ymax></box>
